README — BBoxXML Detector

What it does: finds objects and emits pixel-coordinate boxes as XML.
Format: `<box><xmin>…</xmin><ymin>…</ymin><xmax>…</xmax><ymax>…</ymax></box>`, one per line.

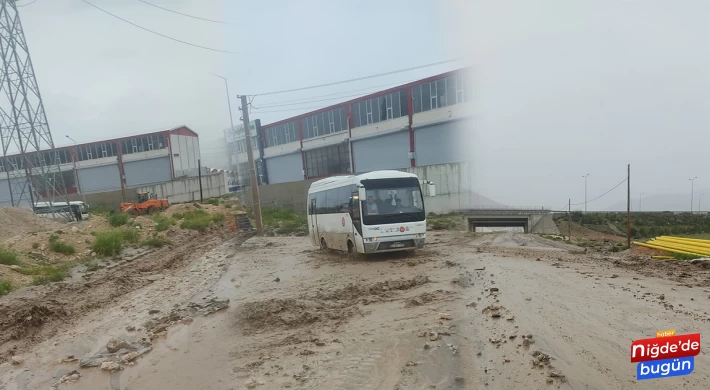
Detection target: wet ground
<box><xmin>1</xmin><ymin>231</ymin><xmax>709</xmax><ymax>389</ymax></box>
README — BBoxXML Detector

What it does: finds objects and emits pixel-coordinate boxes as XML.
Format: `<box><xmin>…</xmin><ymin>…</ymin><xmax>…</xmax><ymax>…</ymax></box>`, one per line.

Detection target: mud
<box><xmin>1</xmin><ymin>231</ymin><xmax>710</xmax><ymax>389</ymax></box>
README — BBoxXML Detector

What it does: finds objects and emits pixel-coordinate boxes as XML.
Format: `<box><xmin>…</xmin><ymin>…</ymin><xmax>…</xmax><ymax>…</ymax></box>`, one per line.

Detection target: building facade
<box><xmin>223</xmin><ymin>120</ymin><xmax>267</xmax><ymax>186</ymax></box>
<box><xmin>257</xmin><ymin>68</ymin><xmax>474</xmax><ymax>184</ymax></box>
<box><xmin>0</xmin><ymin>125</ymin><xmax>201</xmax><ymax>207</ymax></box>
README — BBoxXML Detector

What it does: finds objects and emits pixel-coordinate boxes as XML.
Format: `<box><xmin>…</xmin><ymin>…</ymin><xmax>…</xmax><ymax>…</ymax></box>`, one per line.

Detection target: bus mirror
<box><xmin>358</xmin><ymin>187</ymin><xmax>366</xmax><ymax>200</ymax></box>
<box><xmin>428</xmin><ymin>183</ymin><xmax>436</xmax><ymax>197</ymax></box>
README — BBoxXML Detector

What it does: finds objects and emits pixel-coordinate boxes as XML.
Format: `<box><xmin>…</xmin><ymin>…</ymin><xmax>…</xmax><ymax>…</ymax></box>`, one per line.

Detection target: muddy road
<box><xmin>1</xmin><ymin>231</ymin><xmax>709</xmax><ymax>389</ymax></box>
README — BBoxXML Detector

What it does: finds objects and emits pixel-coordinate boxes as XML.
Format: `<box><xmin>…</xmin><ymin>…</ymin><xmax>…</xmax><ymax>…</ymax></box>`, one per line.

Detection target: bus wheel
<box><xmin>320</xmin><ymin>237</ymin><xmax>327</xmax><ymax>250</ymax></box>
<box><xmin>347</xmin><ymin>240</ymin><xmax>354</xmax><ymax>254</ymax></box>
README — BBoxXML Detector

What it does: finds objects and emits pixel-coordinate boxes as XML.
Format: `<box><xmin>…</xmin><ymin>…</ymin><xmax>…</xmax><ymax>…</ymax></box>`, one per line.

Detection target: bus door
<box><xmin>309</xmin><ymin>196</ymin><xmax>319</xmax><ymax>246</ymax></box>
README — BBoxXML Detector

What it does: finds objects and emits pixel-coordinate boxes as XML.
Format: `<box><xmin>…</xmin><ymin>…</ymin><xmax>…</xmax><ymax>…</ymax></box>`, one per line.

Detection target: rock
<box><xmin>121</xmin><ymin>347</ymin><xmax>152</xmax><ymax>363</ymax></box>
<box><xmin>504</xmin><ymin>358</ymin><xmax>510</xmax><ymax>363</ymax></box>
<box><xmin>148</xmin><ymin>309</ymin><xmax>160</xmax><ymax>314</ymax></box>
<box><xmin>91</xmin><ymin>252</ymin><xmax>96</xmax><ymax>257</ymax></box>
<box><xmin>525</xmin><ymin>297</ymin><xmax>532</xmax><ymax>301</ymax></box>
<box><xmin>417</xmin><ymin>331</ymin><xmax>427</xmax><ymax>337</ymax></box>
<box><xmin>28</xmin><ymin>251</ymin><xmax>44</xmax><ymax>260</ymax></box>
<box><xmin>439</xmin><ymin>313</ymin><xmax>452</xmax><ymax>320</ymax></box>
<box><xmin>506</xmin><ymin>316</ymin><xmax>515</xmax><ymax>321</ymax></box>
<box><xmin>491</xmin><ymin>312</ymin><xmax>501</xmax><ymax>319</ymax></box>
<box><xmin>423</xmin><ymin>343</ymin><xmax>431</xmax><ymax>350</ymax></box>
<box><xmin>100</xmin><ymin>361</ymin><xmax>121</xmax><ymax>372</ymax></box>
<box><xmin>10</xmin><ymin>356</ymin><xmax>24</xmax><ymax>365</ymax></box>
<box><xmin>548</xmin><ymin>371</ymin><xmax>564</xmax><ymax>378</ymax></box>
<box><xmin>106</xmin><ymin>338</ymin><xmax>130</xmax><ymax>353</ymax></box>
<box><xmin>71</xmin><ymin>226</ymin><xmax>80</xmax><ymax>233</ymax></box>
<box><xmin>489</xmin><ymin>287</ymin><xmax>499</xmax><ymax>292</ymax></box>
<box><xmin>274</xmin><ymin>277</ymin><xmax>280</xmax><ymax>282</ymax></box>
<box><xmin>245</xmin><ymin>378</ymin><xmax>259</xmax><ymax>388</ymax></box>
<box><xmin>466</xmin><ymin>302</ymin><xmax>477</xmax><ymax>308</ymax></box>
<box><xmin>406</xmin><ymin>361</ymin><xmax>417</xmax><ymax>367</ymax></box>
<box><xmin>455</xmin><ymin>377</ymin><xmax>465</xmax><ymax>384</ymax></box>
<box><xmin>146</xmin><ymin>275</ymin><xmax>164</xmax><ymax>282</ymax></box>
<box><xmin>527</xmin><ymin>334</ymin><xmax>533</xmax><ymax>339</ymax></box>
<box><xmin>659</xmin><ymin>294</ymin><xmax>665</xmax><ymax>300</ymax></box>
<box><xmin>9</xmin><ymin>265</ymin><xmax>20</xmax><ymax>271</ymax></box>
<box><xmin>429</xmin><ymin>332</ymin><xmax>440</xmax><ymax>341</ymax></box>
<box><xmin>546</xmin><ymin>378</ymin><xmax>554</xmax><ymax>384</ymax></box>
<box><xmin>126</xmin><ymin>325</ymin><xmax>136</xmax><ymax>331</ymax></box>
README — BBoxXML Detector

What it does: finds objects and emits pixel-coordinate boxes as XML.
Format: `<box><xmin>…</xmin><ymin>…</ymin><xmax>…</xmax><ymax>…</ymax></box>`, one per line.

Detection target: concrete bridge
<box><xmin>462</xmin><ymin>208</ymin><xmax>559</xmax><ymax>234</ymax></box>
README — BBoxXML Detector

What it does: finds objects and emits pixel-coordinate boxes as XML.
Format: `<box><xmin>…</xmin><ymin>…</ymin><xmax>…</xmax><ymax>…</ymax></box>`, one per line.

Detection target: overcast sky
<box><xmin>15</xmin><ymin>0</ymin><xmax>710</xmax><ymax>211</ymax></box>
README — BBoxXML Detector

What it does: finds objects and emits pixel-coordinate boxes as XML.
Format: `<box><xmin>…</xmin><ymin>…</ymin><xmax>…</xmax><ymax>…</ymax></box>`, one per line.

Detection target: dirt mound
<box><xmin>163</xmin><ymin>203</ymin><xmax>223</xmax><ymax>217</ymax></box>
<box><xmin>239</xmin><ymin>275</ymin><xmax>429</xmax><ymax>331</ymax></box>
<box><xmin>0</xmin><ymin>208</ymin><xmax>63</xmax><ymax>241</ymax></box>
<box><xmin>404</xmin><ymin>290</ymin><xmax>454</xmax><ymax>307</ymax></box>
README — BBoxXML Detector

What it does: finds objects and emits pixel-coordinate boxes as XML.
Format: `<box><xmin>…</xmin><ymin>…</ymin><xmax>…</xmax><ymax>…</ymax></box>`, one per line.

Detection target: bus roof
<box><xmin>309</xmin><ymin>170</ymin><xmax>419</xmax><ymax>192</ymax></box>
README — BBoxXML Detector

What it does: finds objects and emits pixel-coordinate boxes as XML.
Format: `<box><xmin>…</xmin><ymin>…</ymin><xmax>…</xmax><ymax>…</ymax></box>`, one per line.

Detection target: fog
<box><xmin>12</xmin><ymin>0</ymin><xmax>710</xmax><ymax>211</ymax></box>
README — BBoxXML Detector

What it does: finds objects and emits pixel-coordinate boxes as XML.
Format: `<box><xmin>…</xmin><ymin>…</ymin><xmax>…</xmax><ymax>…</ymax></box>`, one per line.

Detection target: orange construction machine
<box><xmin>120</xmin><ymin>192</ymin><xmax>169</xmax><ymax>215</ymax></box>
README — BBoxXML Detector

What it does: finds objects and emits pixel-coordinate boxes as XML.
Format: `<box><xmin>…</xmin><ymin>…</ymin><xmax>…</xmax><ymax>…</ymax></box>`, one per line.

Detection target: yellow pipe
<box><xmin>632</xmin><ymin>241</ymin><xmax>704</xmax><ymax>256</ymax></box>
<box><xmin>659</xmin><ymin>236</ymin><xmax>710</xmax><ymax>245</ymax></box>
<box><xmin>650</xmin><ymin>239</ymin><xmax>710</xmax><ymax>255</ymax></box>
<box><xmin>649</xmin><ymin>243</ymin><xmax>710</xmax><ymax>256</ymax></box>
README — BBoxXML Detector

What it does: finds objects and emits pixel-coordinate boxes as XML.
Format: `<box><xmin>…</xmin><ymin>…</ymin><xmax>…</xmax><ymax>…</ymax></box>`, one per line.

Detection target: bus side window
<box><xmin>350</xmin><ymin>191</ymin><xmax>362</xmax><ymax>234</ymax></box>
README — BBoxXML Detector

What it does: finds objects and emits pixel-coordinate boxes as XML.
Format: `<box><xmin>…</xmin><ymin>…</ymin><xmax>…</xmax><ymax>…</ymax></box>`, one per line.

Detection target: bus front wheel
<box><xmin>347</xmin><ymin>240</ymin><xmax>354</xmax><ymax>254</ymax></box>
<box><xmin>320</xmin><ymin>237</ymin><xmax>327</xmax><ymax>250</ymax></box>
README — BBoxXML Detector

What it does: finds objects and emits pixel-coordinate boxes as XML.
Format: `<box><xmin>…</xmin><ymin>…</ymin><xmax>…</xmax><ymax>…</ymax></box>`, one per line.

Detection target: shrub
<box><xmin>23</xmin><ymin>265</ymin><xmax>71</xmax><ymax>285</ymax></box>
<box><xmin>180</xmin><ymin>217</ymin><xmax>212</xmax><ymax>232</ymax></box>
<box><xmin>92</xmin><ymin>231</ymin><xmax>123</xmax><ymax>256</ymax></box>
<box><xmin>261</xmin><ymin>207</ymin><xmax>307</xmax><ymax>235</ymax></box>
<box><xmin>108</xmin><ymin>213</ymin><xmax>130</xmax><ymax>227</ymax></box>
<box><xmin>143</xmin><ymin>236</ymin><xmax>169</xmax><ymax>248</ymax></box>
<box><xmin>172</xmin><ymin>212</ymin><xmax>184</xmax><ymax>220</ymax></box>
<box><xmin>87</xmin><ymin>204</ymin><xmax>113</xmax><ymax>216</ymax></box>
<box><xmin>212</xmin><ymin>213</ymin><xmax>225</xmax><ymax>223</ymax></box>
<box><xmin>671</xmin><ymin>253</ymin><xmax>702</xmax><ymax>261</ymax></box>
<box><xmin>152</xmin><ymin>214</ymin><xmax>175</xmax><ymax>232</ymax></box>
<box><xmin>0</xmin><ymin>246</ymin><xmax>20</xmax><ymax>266</ymax></box>
<box><xmin>49</xmin><ymin>240</ymin><xmax>75</xmax><ymax>255</ymax></box>
<box><xmin>0</xmin><ymin>279</ymin><xmax>12</xmax><ymax>296</ymax></box>
<box><xmin>32</xmin><ymin>242</ymin><xmax>40</xmax><ymax>249</ymax></box>
<box><xmin>119</xmin><ymin>228</ymin><xmax>139</xmax><ymax>243</ymax></box>
<box><xmin>203</xmin><ymin>198</ymin><xmax>219</xmax><ymax>205</ymax></box>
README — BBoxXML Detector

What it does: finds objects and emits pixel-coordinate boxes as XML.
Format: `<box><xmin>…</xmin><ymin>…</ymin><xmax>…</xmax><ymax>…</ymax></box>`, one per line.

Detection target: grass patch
<box><xmin>19</xmin><ymin>264</ymin><xmax>71</xmax><ymax>285</ymax></box>
<box><xmin>428</xmin><ymin>217</ymin><xmax>456</xmax><ymax>231</ymax></box>
<box><xmin>92</xmin><ymin>231</ymin><xmax>123</xmax><ymax>256</ymax></box>
<box><xmin>261</xmin><ymin>207</ymin><xmax>307</xmax><ymax>235</ymax></box>
<box><xmin>108</xmin><ymin>213</ymin><xmax>130</xmax><ymax>227</ymax></box>
<box><xmin>32</xmin><ymin>242</ymin><xmax>40</xmax><ymax>249</ymax></box>
<box><xmin>203</xmin><ymin>198</ymin><xmax>220</xmax><ymax>205</ymax></box>
<box><xmin>119</xmin><ymin>228</ymin><xmax>139</xmax><ymax>243</ymax></box>
<box><xmin>0</xmin><ymin>279</ymin><xmax>12</xmax><ymax>296</ymax></box>
<box><xmin>0</xmin><ymin>246</ymin><xmax>21</xmax><ymax>266</ymax></box>
<box><xmin>212</xmin><ymin>213</ymin><xmax>225</xmax><ymax>223</ymax></box>
<box><xmin>48</xmin><ymin>234</ymin><xmax>75</xmax><ymax>255</ymax></box>
<box><xmin>152</xmin><ymin>214</ymin><xmax>175</xmax><ymax>232</ymax></box>
<box><xmin>142</xmin><ymin>236</ymin><xmax>169</xmax><ymax>248</ymax></box>
<box><xmin>172</xmin><ymin>212</ymin><xmax>184</xmax><ymax>220</ymax></box>
<box><xmin>670</xmin><ymin>253</ymin><xmax>703</xmax><ymax>261</ymax></box>
<box><xmin>180</xmin><ymin>217</ymin><xmax>212</xmax><ymax>232</ymax></box>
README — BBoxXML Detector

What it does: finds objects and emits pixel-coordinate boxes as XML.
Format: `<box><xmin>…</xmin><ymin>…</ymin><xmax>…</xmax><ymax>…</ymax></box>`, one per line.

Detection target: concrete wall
<box><xmin>241</xmin><ymin>178</ymin><xmax>316</xmax><ymax>215</ymax></box>
<box><xmin>68</xmin><ymin>189</ymin><xmax>135</xmax><ymax>209</ymax></box>
<box><xmin>137</xmin><ymin>173</ymin><xmax>225</xmax><ymax>204</ymax></box>
<box><xmin>171</xmin><ymin>134</ymin><xmax>200</xmax><ymax>177</ymax></box>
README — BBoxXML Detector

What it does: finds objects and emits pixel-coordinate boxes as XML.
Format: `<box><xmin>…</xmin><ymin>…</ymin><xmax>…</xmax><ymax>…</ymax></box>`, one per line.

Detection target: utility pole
<box><xmin>65</xmin><ymin>135</ymin><xmax>87</xmax><ymax>206</ymax></box>
<box><xmin>582</xmin><ymin>174</ymin><xmax>590</xmax><ymax>213</ymax></box>
<box><xmin>198</xmin><ymin>159</ymin><xmax>203</xmax><ymax>203</ymax></box>
<box><xmin>627</xmin><ymin>164</ymin><xmax>631</xmax><ymax>248</ymax></box>
<box><xmin>239</xmin><ymin>95</ymin><xmax>263</xmax><ymax>235</ymax></box>
<box><xmin>567</xmin><ymin>198</ymin><xmax>571</xmax><ymax>240</ymax></box>
<box><xmin>689</xmin><ymin>177</ymin><xmax>697</xmax><ymax>213</ymax></box>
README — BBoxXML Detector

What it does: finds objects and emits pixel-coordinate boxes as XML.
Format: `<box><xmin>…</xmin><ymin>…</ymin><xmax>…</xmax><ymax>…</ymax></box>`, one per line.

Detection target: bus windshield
<box><xmin>361</xmin><ymin>178</ymin><xmax>425</xmax><ymax>225</ymax></box>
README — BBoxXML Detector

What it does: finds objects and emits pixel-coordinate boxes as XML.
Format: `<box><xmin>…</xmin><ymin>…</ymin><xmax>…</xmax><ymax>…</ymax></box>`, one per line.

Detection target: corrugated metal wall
<box><xmin>414</xmin><ymin>120</ymin><xmax>473</xmax><ymax>166</ymax></box>
<box><xmin>352</xmin><ymin>131</ymin><xmax>410</xmax><ymax>173</ymax></box>
<box><xmin>77</xmin><ymin>164</ymin><xmax>122</xmax><ymax>194</ymax></box>
<box><xmin>265</xmin><ymin>152</ymin><xmax>303</xmax><ymax>184</ymax></box>
<box><xmin>0</xmin><ymin>177</ymin><xmax>30</xmax><ymax>207</ymax></box>
<box><xmin>124</xmin><ymin>157</ymin><xmax>172</xmax><ymax>187</ymax></box>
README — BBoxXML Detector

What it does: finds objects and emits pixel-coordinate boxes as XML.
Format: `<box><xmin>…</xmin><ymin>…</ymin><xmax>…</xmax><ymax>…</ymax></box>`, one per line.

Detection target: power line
<box><xmin>248</xmin><ymin>59</ymin><xmax>462</xmax><ymax>97</ymax></box>
<box><xmin>136</xmin><ymin>0</ymin><xmax>234</xmax><ymax>25</ymax></box>
<box><xmin>79</xmin><ymin>0</ymin><xmax>237</xmax><ymax>54</ymax></box>
<box><xmin>571</xmin><ymin>177</ymin><xmax>627</xmax><ymax>206</ymax></box>
<box><xmin>17</xmin><ymin>0</ymin><xmax>40</xmax><ymax>7</ymax></box>
<box><xmin>253</xmin><ymin>104</ymin><xmax>332</xmax><ymax>114</ymax></box>
<box><xmin>255</xmin><ymin>78</ymin><xmax>418</xmax><ymax>108</ymax></box>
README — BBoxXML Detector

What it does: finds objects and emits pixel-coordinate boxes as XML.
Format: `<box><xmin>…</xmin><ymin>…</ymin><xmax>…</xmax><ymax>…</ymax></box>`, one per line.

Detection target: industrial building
<box><xmin>223</xmin><ymin>120</ymin><xmax>267</xmax><ymax>186</ymax></box>
<box><xmin>253</xmin><ymin>67</ymin><xmax>474</xmax><ymax>184</ymax></box>
<box><xmin>0</xmin><ymin>125</ymin><xmax>202</xmax><ymax>207</ymax></box>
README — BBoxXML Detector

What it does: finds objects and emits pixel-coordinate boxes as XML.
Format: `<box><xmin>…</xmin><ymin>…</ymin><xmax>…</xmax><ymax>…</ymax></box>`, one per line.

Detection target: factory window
<box><xmin>413</xmin><ymin>71</ymin><xmax>471</xmax><ymax>114</ymax></box>
<box><xmin>85</xmin><ymin>145</ymin><xmax>92</xmax><ymax>160</ymax></box>
<box><xmin>351</xmin><ymin>90</ymin><xmax>407</xmax><ymax>128</ymax></box>
<box><xmin>304</xmin><ymin>143</ymin><xmax>350</xmax><ymax>178</ymax></box>
<box><xmin>302</xmin><ymin>108</ymin><xmax>346</xmax><ymax>140</ymax></box>
<box><xmin>147</xmin><ymin>137</ymin><xmax>154</xmax><ymax>151</ymax></box>
<box><xmin>131</xmin><ymin>139</ymin><xmax>138</xmax><ymax>153</ymax></box>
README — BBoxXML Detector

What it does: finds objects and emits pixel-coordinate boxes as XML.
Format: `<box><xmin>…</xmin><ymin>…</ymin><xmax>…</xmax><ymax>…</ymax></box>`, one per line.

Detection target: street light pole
<box><xmin>639</xmin><ymin>192</ymin><xmax>644</xmax><ymax>212</ymax></box>
<box><xmin>65</xmin><ymin>135</ymin><xmax>87</xmax><ymax>206</ymax></box>
<box><xmin>689</xmin><ymin>177</ymin><xmax>698</xmax><ymax>213</ymax></box>
<box><xmin>699</xmin><ymin>194</ymin><xmax>704</xmax><ymax>213</ymax></box>
<box><xmin>582</xmin><ymin>174</ymin><xmax>590</xmax><ymax>213</ymax></box>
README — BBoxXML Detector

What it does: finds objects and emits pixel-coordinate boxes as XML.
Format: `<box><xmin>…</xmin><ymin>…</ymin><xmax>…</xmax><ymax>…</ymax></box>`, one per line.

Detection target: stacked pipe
<box><xmin>632</xmin><ymin>236</ymin><xmax>710</xmax><ymax>257</ymax></box>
